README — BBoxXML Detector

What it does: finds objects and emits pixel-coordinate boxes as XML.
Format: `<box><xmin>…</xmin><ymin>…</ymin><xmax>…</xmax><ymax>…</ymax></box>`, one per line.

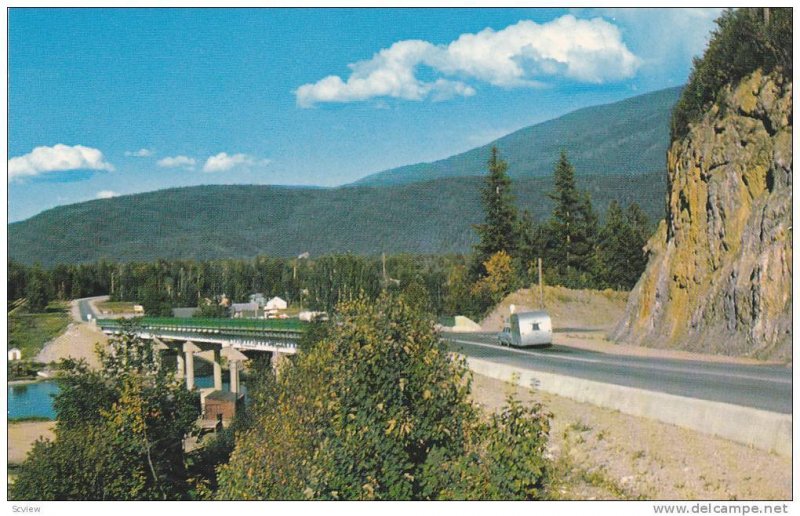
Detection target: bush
<box><xmin>217</xmin><ymin>294</ymin><xmax>551</xmax><ymax>500</ymax></box>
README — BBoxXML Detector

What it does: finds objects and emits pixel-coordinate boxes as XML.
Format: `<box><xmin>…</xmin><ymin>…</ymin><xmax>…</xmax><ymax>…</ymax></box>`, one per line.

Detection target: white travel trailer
<box><xmin>498</xmin><ymin>311</ymin><xmax>553</xmax><ymax>347</ymax></box>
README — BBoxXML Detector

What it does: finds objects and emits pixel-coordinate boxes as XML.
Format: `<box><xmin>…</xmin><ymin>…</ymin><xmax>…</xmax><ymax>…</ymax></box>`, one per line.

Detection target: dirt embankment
<box><xmin>481</xmin><ymin>286</ymin><xmax>782</xmax><ymax>366</ymax></box>
<box><xmin>35</xmin><ymin>322</ymin><xmax>106</xmax><ymax>369</ymax></box>
<box><xmin>471</xmin><ymin>374</ymin><xmax>790</xmax><ymax>500</ymax></box>
<box><xmin>480</xmin><ymin>286</ymin><xmax>628</xmax><ymax>333</ymax></box>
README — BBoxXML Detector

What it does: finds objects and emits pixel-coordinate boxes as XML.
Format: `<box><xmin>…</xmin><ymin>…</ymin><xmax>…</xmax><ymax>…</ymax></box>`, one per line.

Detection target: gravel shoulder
<box><xmin>470</xmin><ymin>373</ymin><xmax>791</xmax><ymax>500</ymax></box>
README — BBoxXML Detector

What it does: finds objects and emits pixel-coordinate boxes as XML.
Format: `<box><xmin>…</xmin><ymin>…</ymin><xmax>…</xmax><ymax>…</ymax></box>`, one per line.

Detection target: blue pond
<box><xmin>8</xmin><ymin>375</ymin><xmax>240</xmax><ymax>421</ymax></box>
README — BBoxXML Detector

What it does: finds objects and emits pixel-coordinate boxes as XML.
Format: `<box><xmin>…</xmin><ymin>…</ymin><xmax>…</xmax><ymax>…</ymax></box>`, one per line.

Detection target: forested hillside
<box><xmin>354</xmin><ymin>86</ymin><xmax>680</xmax><ymax>186</ymax></box>
<box><xmin>9</xmin><ymin>172</ymin><xmax>664</xmax><ymax>266</ymax></box>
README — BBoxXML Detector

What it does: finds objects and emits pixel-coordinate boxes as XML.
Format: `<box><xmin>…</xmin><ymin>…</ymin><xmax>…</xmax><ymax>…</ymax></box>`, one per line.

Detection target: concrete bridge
<box><xmin>96</xmin><ymin>317</ymin><xmax>306</xmax><ymax>397</ymax></box>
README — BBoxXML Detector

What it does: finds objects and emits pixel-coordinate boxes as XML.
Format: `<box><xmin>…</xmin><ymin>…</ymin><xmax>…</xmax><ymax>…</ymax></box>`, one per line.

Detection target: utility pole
<box><xmin>538</xmin><ymin>257</ymin><xmax>544</xmax><ymax>309</ymax></box>
<box><xmin>382</xmin><ymin>252</ymin><xmax>387</xmax><ymax>285</ymax></box>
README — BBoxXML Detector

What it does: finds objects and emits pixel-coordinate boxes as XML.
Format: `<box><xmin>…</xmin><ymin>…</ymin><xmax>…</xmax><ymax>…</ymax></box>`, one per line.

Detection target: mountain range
<box><xmin>354</xmin><ymin>86</ymin><xmax>681</xmax><ymax>186</ymax></box>
<box><xmin>9</xmin><ymin>87</ymin><xmax>680</xmax><ymax>266</ymax></box>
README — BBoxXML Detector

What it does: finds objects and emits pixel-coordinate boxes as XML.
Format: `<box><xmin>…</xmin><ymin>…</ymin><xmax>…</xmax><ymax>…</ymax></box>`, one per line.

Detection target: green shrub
<box><xmin>217</xmin><ymin>294</ymin><xmax>551</xmax><ymax>500</ymax></box>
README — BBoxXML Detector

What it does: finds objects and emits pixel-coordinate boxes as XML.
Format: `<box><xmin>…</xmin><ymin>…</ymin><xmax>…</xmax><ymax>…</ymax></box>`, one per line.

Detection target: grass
<box><xmin>8</xmin><ymin>301</ymin><xmax>70</xmax><ymax>359</ymax></box>
<box><xmin>95</xmin><ymin>300</ymin><xmax>135</xmax><ymax>314</ymax></box>
<box><xmin>8</xmin><ymin>416</ymin><xmax>53</xmax><ymax>423</ymax></box>
<box><xmin>567</xmin><ymin>420</ymin><xmax>593</xmax><ymax>433</ymax></box>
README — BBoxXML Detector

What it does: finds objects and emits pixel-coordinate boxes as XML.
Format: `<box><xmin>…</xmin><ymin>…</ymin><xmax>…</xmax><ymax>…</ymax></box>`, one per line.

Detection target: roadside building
<box><xmin>203</xmin><ymin>390</ymin><xmax>245</xmax><ymax>422</ymax></box>
<box><xmin>265</xmin><ymin>296</ymin><xmax>288</xmax><ymax>316</ymax></box>
<box><xmin>172</xmin><ymin>307</ymin><xmax>199</xmax><ymax>318</ymax></box>
<box><xmin>230</xmin><ymin>302</ymin><xmax>260</xmax><ymax>319</ymax></box>
<box><xmin>248</xmin><ymin>293</ymin><xmax>267</xmax><ymax>307</ymax></box>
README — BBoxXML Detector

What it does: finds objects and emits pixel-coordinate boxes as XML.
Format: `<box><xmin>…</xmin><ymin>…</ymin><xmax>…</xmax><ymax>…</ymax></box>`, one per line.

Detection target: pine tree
<box><xmin>546</xmin><ymin>151</ymin><xmax>597</xmax><ymax>286</ymax></box>
<box><xmin>517</xmin><ymin>210</ymin><xmax>545</xmax><ymax>281</ymax></box>
<box><xmin>624</xmin><ymin>203</ymin><xmax>652</xmax><ymax>286</ymax></box>
<box><xmin>25</xmin><ymin>264</ymin><xmax>50</xmax><ymax>312</ymax></box>
<box><xmin>473</xmin><ymin>147</ymin><xmax>519</xmax><ymax>277</ymax></box>
<box><xmin>596</xmin><ymin>201</ymin><xmax>652</xmax><ymax>290</ymax></box>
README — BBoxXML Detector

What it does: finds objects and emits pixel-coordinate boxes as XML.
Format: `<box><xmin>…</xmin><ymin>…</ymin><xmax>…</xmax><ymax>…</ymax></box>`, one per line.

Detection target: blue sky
<box><xmin>8</xmin><ymin>7</ymin><xmax>722</xmax><ymax>222</ymax></box>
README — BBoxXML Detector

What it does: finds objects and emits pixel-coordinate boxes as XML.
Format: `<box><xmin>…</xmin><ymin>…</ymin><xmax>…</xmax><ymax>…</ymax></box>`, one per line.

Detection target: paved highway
<box><xmin>444</xmin><ymin>332</ymin><xmax>792</xmax><ymax>414</ymax></box>
<box><xmin>76</xmin><ymin>295</ymin><xmax>108</xmax><ymax>322</ymax></box>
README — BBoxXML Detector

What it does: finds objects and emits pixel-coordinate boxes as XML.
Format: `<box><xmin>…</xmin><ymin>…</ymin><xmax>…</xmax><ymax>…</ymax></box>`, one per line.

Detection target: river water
<box><xmin>8</xmin><ymin>375</ymin><xmax>241</xmax><ymax>420</ymax></box>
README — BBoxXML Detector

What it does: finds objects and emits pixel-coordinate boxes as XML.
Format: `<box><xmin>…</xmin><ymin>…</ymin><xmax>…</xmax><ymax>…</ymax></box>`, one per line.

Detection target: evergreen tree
<box><xmin>596</xmin><ymin>201</ymin><xmax>652</xmax><ymax>290</ymax></box>
<box><xmin>25</xmin><ymin>264</ymin><xmax>50</xmax><ymax>312</ymax></box>
<box><xmin>515</xmin><ymin>210</ymin><xmax>548</xmax><ymax>283</ymax></box>
<box><xmin>473</xmin><ymin>147</ymin><xmax>519</xmax><ymax>277</ymax></box>
<box><xmin>546</xmin><ymin>151</ymin><xmax>598</xmax><ymax>287</ymax></box>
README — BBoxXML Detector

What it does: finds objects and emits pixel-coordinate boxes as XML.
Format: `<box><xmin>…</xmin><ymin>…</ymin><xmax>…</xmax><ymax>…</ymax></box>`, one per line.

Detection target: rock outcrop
<box><xmin>612</xmin><ymin>70</ymin><xmax>792</xmax><ymax>361</ymax></box>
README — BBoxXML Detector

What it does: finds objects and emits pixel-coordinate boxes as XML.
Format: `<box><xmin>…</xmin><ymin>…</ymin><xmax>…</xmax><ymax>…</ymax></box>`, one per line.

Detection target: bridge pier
<box><xmin>221</xmin><ymin>347</ymin><xmax>248</xmax><ymax>395</ymax></box>
<box><xmin>176</xmin><ymin>353</ymin><xmax>185</xmax><ymax>379</ymax></box>
<box><xmin>213</xmin><ymin>348</ymin><xmax>223</xmax><ymax>391</ymax></box>
<box><xmin>183</xmin><ymin>341</ymin><xmax>201</xmax><ymax>390</ymax></box>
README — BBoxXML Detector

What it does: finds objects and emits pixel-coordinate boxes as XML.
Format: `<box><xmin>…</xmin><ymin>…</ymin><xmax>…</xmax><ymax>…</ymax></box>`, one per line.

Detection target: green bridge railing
<box><xmin>97</xmin><ymin>317</ymin><xmax>308</xmax><ymax>336</ymax></box>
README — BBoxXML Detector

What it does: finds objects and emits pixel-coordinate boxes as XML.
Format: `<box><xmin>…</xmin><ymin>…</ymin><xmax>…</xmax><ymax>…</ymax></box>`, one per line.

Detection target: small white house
<box><xmin>8</xmin><ymin>348</ymin><xmax>22</xmax><ymax>361</ymax></box>
<box><xmin>133</xmin><ymin>304</ymin><xmax>145</xmax><ymax>315</ymax></box>
<box><xmin>265</xmin><ymin>296</ymin><xmax>288</xmax><ymax>314</ymax></box>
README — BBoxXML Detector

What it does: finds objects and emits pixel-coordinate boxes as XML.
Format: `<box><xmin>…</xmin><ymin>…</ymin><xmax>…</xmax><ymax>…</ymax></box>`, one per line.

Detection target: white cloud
<box><xmin>157</xmin><ymin>155</ymin><xmax>197</xmax><ymax>169</ymax></box>
<box><xmin>96</xmin><ymin>190</ymin><xmax>119</xmax><ymax>199</ymax></box>
<box><xmin>125</xmin><ymin>148</ymin><xmax>153</xmax><ymax>157</ymax></box>
<box><xmin>296</xmin><ymin>15</ymin><xmax>638</xmax><ymax>107</ymax></box>
<box><xmin>8</xmin><ymin>144</ymin><xmax>115</xmax><ymax>182</ymax></box>
<box><xmin>575</xmin><ymin>8</ymin><xmax>722</xmax><ymax>78</ymax></box>
<box><xmin>202</xmin><ymin>152</ymin><xmax>264</xmax><ymax>173</ymax></box>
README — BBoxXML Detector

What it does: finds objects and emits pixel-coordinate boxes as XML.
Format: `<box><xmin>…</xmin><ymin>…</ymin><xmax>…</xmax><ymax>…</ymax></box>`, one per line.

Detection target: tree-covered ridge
<box><xmin>9</xmin><ymin>151</ymin><xmax>656</xmax><ymax>321</ymax></box>
<box><xmin>671</xmin><ymin>8</ymin><xmax>792</xmax><ymax>141</ymax></box>
<box><xmin>354</xmin><ymin>86</ymin><xmax>681</xmax><ymax>186</ymax></box>
<box><xmin>8</xmin><ymin>172</ymin><xmax>665</xmax><ymax>267</ymax></box>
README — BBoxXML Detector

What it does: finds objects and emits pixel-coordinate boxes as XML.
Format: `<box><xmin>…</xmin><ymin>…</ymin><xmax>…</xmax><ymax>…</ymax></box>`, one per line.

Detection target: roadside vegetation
<box><xmin>95</xmin><ymin>300</ymin><xmax>135</xmax><ymax>314</ymax></box>
<box><xmin>10</xmin><ymin>322</ymin><xmax>202</xmax><ymax>500</ymax></box>
<box><xmin>218</xmin><ymin>293</ymin><xmax>552</xmax><ymax>500</ymax></box>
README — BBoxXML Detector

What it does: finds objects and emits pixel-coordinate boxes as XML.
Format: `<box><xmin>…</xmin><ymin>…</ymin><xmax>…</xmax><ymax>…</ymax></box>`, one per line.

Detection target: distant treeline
<box><xmin>8</xmin><ymin>254</ymin><xmax>465</xmax><ymax>316</ymax></box>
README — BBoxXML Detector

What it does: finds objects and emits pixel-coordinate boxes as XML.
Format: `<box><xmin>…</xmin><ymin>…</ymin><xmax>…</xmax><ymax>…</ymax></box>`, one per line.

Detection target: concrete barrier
<box><xmin>466</xmin><ymin>356</ymin><xmax>792</xmax><ymax>457</ymax></box>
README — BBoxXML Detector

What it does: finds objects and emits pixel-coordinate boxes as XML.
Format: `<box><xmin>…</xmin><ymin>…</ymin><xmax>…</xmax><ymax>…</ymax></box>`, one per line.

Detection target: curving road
<box><xmin>75</xmin><ymin>295</ymin><xmax>108</xmax><ymax>322</ymax></box>
<box><xmin>444</xmin><ymin>332</ymin><xmax>792</xmax><ymax>414</ymax></box>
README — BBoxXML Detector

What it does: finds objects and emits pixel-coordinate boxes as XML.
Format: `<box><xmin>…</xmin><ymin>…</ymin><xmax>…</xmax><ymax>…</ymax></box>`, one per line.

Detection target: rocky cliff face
<box><xmin>611</xmin><ymin>71</ymin><xmax>792</xmax><ymax>361</ymax></box>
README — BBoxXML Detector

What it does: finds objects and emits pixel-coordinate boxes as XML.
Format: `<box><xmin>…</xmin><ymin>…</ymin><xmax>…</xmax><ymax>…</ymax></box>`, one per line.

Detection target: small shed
<box><xmin>8</xmin><ymin>348</ymin><xmax>22</xmax><ymax>361</ymax></box>
<box><xmin>172</xmin><ymin>307</ymin><xmax>199</xmax><ymax>318</ymax></box>
<box><xmin>133</xmin><ymin>304</ymin><xmax>145</xmax><ymax>315</ymax></box>
<box><xmin>230</xmin><ymin>302</ymin><xmax>260</xmax><ymax>318</ymax></box>
<box><xmin>204</xmin><ymin>390</ymin><xmax>244</xmax><ymax>422</ymax></box>
<box><xmin>248</xmin><ymin>293</ymin><xmax>267</xmax><ymax>307</ymax></box>
<box><xmin>265</xmin><ymin>296</ymin><xmax>287</xmax><ymax>313</ymax></box>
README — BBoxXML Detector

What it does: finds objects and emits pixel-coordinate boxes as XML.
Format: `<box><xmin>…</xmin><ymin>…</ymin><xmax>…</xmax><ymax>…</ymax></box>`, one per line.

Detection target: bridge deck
<box><xmin>97</xmin><ymin>316</ymin><xmax>307</xmax><ymax>332</ymax></box>
<box><xmin>97</xmin><ymin>317</ymin><xmax>307</xmax><ymax>353</ymax></box>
